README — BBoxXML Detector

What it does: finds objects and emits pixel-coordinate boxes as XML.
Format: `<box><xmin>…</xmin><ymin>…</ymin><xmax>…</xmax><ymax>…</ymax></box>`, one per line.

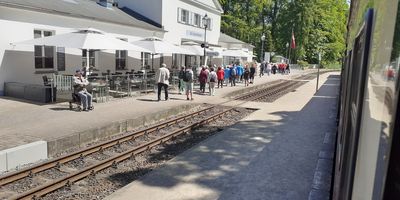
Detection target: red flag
<box><xmin>291</xmin><ymin>31</ymin><xmax>296</xmax><ymax>49</ymax></box>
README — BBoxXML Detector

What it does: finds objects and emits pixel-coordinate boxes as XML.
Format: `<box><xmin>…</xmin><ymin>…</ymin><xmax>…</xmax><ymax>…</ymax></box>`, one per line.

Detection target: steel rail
<box><xmin>14</xmin><ymin>108</ymin><xmax>234</xmax><ymax>200</ymax></box>
<box><xmin>0</xmin><ymin>105</ymin><xmax>215</xmax><ymax>187</ymax></box>
<box><xmin>251</xmin><ymin>81</ymin><xmax>304</xmax><ymax>102</ymax></box>
<box><xmin>236</xmin><ymin>80</ymin><xmax>301</xmax><ymax>101</ymax></box>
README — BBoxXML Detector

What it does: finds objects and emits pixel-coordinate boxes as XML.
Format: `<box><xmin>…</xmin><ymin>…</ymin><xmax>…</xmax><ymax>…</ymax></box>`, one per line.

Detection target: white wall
<box><xmin>162</xmin><ymin>0</ymin><xmax>221</xmax><ymax>45</ymax></box>
<box><xmin>0</xmin><ymin>6</ymin><xmax>164</xmax><ymax>94</ymax></box>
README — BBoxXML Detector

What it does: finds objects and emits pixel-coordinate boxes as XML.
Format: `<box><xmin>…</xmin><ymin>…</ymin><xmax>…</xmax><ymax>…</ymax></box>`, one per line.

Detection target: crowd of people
<box><xmin>155</xmin><ymin>61</ymin><xmax>292</xmax><ymax>101</ymax></box>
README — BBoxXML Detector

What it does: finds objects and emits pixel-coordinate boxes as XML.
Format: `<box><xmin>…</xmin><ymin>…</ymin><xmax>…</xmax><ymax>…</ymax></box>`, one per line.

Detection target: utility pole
<box><xmin>202</xmin><ymin>14</ymin><xmax>209</xmax><ymax>66</ymax></box>
<box><xmin>316</xmin><ymin>52</ymin><xmax>321</xmax><ymax>93</ymax></box>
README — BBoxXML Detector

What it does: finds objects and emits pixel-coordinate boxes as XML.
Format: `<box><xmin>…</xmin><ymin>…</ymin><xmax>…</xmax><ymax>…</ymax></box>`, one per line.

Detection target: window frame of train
<box><xmin>383</xmin><ymin>2</ymin><xmax>400</xmax><ymax>198</ymax></box>
<box><xmin>332</xmin><ymin>9</ymin><xmax>374</xmax><ymax>200</ymax></box>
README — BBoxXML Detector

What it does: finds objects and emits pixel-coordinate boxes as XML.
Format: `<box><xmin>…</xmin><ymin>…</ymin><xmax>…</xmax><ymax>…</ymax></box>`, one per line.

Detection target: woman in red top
<box><xmin>199</xmin><ymin>67</ymin><xmax>208</xmax><ymax>93</ymax></box>
<box><xmin>217</xmin><ymin>66</ymin><xmax>225</xmax><ymax>88</ymax></box>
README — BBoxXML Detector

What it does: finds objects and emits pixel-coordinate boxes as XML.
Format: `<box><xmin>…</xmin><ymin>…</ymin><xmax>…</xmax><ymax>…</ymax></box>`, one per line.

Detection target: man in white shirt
<box><xmin>73</xmin><ymin>69</ymin><xmax>93</xmax><ymax>111</ymax></box>
<box><xmin>156</xmin><ymin>63</ymin><xmax>170</xmax><ymax>101</ymax></box>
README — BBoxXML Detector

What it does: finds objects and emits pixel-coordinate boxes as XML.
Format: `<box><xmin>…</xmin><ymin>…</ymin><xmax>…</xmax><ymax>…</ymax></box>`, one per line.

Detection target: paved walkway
<box><xmin>0</xmin><ymin>70</ymin><xmax>303</xmax><ymax>151</ymax></box>
<box><xmin>105</xmin><ymin>72</ymin><xmax>340</xmax><ymax>200</ymax></box>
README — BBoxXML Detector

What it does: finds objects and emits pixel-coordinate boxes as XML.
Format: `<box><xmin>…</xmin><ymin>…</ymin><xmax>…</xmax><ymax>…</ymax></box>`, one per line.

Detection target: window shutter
<box><xmin>177</xmin><ymin>8</ymin><xmax>182</xmax><ymax>23</ymax></box>
<box><xmin>189</xmin><ymin>12</ymin><xmax>193</xmax><ymax>25</ymax></box>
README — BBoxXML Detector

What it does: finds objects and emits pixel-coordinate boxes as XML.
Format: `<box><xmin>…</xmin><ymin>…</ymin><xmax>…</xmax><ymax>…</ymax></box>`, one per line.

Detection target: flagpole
<box><xmin>288</xmin><ymin>27</ymin><xmax>293</xmax><ymax>64</ymax></box>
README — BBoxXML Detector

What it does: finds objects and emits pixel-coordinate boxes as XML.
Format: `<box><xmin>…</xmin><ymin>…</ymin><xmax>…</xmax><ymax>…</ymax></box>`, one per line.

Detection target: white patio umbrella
<box><xmin>131</xmin><ymin>37</ymin><xmax>195</xmax><ymax>70</ymax></box>
<box><xmin>13</xmin><ymin>28</ymin><xmax>149</xmax><ymax>75</ymax></box>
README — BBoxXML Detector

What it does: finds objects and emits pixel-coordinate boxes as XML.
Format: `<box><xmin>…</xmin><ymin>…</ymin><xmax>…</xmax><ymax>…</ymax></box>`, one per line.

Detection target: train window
<box><xmin>383</xmin><ymin>0</ymin><xmax>400</xmax><ymax>198</ymax></box>
<box><xmin>334</xmin><ymin>9</ymin><xmax>374</xmax><ymax>200</ymax></box>
<box><xmin>349</xmin><ymin>1</ymin><xmax>400</xmax><ymax>200</ymax></box>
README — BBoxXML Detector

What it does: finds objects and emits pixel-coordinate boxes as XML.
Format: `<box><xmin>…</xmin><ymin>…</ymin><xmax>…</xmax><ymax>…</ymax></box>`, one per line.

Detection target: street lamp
<box><xmin>261</xmin><ymin>33</ymin><xmax>265</xmax><ymax>62</ymax></box>
<box><xmin>202</xmin><ymin>14</ymin><xmax>209</xmax><ymax>66</ymax></box>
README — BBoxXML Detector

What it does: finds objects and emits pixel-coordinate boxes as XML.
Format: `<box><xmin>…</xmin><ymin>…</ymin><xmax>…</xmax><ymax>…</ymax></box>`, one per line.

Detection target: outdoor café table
<box><xmin>90</xmin><ymin>82</ymin><xmax>108</xmax><ymax>103</ymax></box>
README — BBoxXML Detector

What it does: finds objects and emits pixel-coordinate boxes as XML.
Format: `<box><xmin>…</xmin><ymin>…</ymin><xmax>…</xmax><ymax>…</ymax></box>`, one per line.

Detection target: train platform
<box><xmin>105</xmin><ymin>72</ymin><xmax>340</xmax><ymax>200</ymax></box>
<box><xmin>0</xmin><ymin>70</ymin><xmax>304</xmax><ymax>157</ymax></box>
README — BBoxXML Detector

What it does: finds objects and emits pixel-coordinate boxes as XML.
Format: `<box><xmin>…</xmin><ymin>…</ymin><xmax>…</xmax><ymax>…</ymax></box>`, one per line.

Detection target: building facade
<box><xmin>0</xmin><ymin>0</ymin><xmax>165</xmax><ymax>95</ymax></box>
<box><xmin>0</xmin><ymin>0</ymin><xmax>254</xmax><ymax>97</ymax></box>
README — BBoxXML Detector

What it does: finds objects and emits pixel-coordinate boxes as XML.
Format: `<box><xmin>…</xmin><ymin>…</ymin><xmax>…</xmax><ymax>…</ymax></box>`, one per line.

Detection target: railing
<box><xmin>51</xmin><ymin>72</ymin><xmax>180</xmax><ymax>103</ymax></box>
<box><xmin>53</xmin><ymin>74</ymin><xmax>74</xmax><ymax>91</ymax></box>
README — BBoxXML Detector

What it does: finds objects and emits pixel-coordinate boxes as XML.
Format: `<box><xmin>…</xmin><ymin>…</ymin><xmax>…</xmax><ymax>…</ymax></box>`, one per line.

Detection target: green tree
<box><xmin>219</xmin><ymin>0</ymin><xmax>348</xmax><ymax>64</ymax></box>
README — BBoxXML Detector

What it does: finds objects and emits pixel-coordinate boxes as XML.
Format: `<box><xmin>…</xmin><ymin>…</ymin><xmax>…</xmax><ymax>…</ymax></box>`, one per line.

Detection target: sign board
<box><xmin>186</xmin><ymin>30</ymin><xmax>203</xmax><ymax>39</ymax></box>
<box><xmin>264</xmin><ymin>52</ymin><xmax>271</xmax><ymax>63</ymax></box>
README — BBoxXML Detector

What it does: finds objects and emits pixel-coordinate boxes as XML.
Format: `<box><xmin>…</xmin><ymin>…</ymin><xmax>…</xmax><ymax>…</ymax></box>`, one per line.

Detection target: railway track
<box><xmin>234</xmin><ymin>79</ymin><xmax>307</xmax><ymax>102</ymax></box>
<box><xmin>0</xmin><ymin>70</ymin><xmax>326</xmax><ymax>199</ymax></box>
<box><xmin>12</xmin><ymin>107</ymin><xmax>236</xmax><ymax>200</ymax></box>
<box><xmin>0</xmin><ymin>106</ymin><xmax>228</xmax><ymax>199</ymax></box>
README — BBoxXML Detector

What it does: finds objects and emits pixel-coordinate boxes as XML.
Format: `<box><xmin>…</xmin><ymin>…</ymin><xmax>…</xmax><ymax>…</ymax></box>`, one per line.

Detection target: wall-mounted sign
<box><xmin>186</xmin><ymin>30</ymin><xmax>203</xmax><ymax>38</ymax></box>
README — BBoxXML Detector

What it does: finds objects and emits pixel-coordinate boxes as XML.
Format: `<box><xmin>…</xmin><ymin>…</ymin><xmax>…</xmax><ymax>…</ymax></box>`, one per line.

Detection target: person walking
<box><xmin>156</xmin><ymin>63</ymin><xmax>170</xmax><ymax>101</ymax></box>
<box><xmin>199</xmin><ymin>67</ymin><xmax>208</xmax><ymax>94</ymax></box>
<box><xmin>178</xmin><ymin>66</ymin><xmax>185</xmax><ymax>94</ymax></box>
<box><xmin>183</xmin><ymin>66</ymin><xmax>194</xmax><ymax>100</ymax></box>
<box><xmin>237</xmin><ymin>64</ymin><xmax>244</xmax><ymax>82</ymax></box>
<box><xmin>266</xmin><ymin>62</ymin><xmax>272</xmax><ymax>76</ymax></box>
<box><xmin>209</xmin><ymin>67</ymin><xmax>217</xmax><ymax>96</ymax></box>
<box><xmin>250</xmin><ymin>63</ymin><xmax>256</xmax><ymax>84</ymax></box>
<box><xmin>224</xmin><ymin>65</ymin><xmax>231</xmax><ymax>87</ymax></box>
<box><xmin>260</xmin><ymin>61</ymin><xmax>265</xmax><ymax>77</ymax></box>
<box><xmin>272</xmin><ymin>63</ymin><xmax>277</xmax><ymax>74</ymax></box>
<box><xmin>217</xmin><ymin>66</ymin><xmax>225</xmax><ymax>88</ymax></box>
<box><xmin>243</xmin><ymin>66</ymin><xmax>250</xmax><ymax>87</ymax></box>
<box><xmin>286</xmin><ymin>63</ymin><xmax>291</xmax><ymax>74</ymax></box>
<box><xmin>230</xmin><ymin>65</ymin><xmax>237</xmax><ymax>86</ymax></box>
<box><xmin>73</xmin><ymin>69</ymin><xmax>93</xmax><ymax>111</ymax></box>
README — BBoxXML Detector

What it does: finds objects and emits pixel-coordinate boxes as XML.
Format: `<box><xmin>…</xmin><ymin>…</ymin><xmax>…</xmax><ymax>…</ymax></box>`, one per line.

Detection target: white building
<box><xmin>117</xmin><ymin>0</ymin><xmax>224</xmax><ymax>67</ymax></box>
<box><xmin>0</xmin><ymin>0</ymin><xmax>166</xmax><ymax>96</ymax></box>
<box><xmin>0</xmin><ymin>0</ymin><xmax>254</xmax><ymax>98</ymax></box>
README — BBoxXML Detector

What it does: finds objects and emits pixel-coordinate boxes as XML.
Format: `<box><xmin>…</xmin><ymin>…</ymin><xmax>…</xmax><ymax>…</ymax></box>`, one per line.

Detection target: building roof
<box><xmin>191</xmin><ymin>0</ymin><xmax>223</xmax><ymax>13</ymax></box>
<box><xmin>0</xmin><ymin>0</ymin><xmax>164</xmax><ymax>32</ymax></box>
<box><xmin>182</xmin><ymin>0</ymin><xmax>223</xmax><ymax>14</ymax></box>
<box><xmin>219</xmin><ymin>33</ymin><xmax>245</xmax><ymax>44</ymax></box>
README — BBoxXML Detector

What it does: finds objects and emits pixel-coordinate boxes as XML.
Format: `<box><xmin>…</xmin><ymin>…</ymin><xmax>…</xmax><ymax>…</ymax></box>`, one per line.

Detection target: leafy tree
<box><xmin>219</xmin><ymin>0</ymin><xmax>348</xmax><ymax>64</ymax></box>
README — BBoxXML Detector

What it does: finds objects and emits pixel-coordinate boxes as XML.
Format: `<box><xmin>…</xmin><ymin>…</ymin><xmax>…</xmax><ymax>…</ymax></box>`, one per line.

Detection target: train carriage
<box><xmin>333</xmin><ymin>0</ymin><xmax>400</xmax><ymax>199</ymax></box>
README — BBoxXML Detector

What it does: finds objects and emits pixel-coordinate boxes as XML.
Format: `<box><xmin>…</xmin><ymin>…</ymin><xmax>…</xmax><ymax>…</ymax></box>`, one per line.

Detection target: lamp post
<box><xmin>202</xmin><ymin>14</ymin><xmax>209</xmax><ymax>66</ymax></box>
<box><xmin>261</xmin><ymin>33</ymin><xmax>265</xmax><ymax>62</ymax></box>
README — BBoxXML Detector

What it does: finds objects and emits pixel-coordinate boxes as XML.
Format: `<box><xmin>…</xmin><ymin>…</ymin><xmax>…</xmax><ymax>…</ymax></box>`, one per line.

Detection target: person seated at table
<box><xmin>73</xmin><ymin>69</ymin><xmax>93</xmax><ymax>111</ymax></box>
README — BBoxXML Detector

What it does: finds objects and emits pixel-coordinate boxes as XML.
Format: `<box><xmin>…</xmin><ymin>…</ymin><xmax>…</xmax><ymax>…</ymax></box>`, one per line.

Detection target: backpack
<box><xmin>231</xmin><ymin>68</ymin><xmax>237</xmax><ymax>76</ymax></box>
<box><xmin>210</xmin><ymin>73</ymin><xmax>216</xmax><ymax>82</ymax></box>
<box><xmin>178</xmin><ymin>71</ymin><xmax>185</xmax><ymax>79</ymax></box>
<box><xmin>183</xmin><ymin>71</ymin><xmax>192</xmax><ymax>82</ymax></box>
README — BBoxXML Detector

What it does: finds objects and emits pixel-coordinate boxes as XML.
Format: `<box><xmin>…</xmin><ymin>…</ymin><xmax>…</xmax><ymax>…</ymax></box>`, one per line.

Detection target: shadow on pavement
<box><xmin>107</xmin><ymin>75</ymin><xmax>340</xmax><ymax>200</ymax></box>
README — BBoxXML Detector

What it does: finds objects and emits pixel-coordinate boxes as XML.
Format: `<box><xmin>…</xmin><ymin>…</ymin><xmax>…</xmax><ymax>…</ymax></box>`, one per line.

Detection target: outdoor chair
<box><xmin>42</xmin><ymin>75</ymin><xmax>52</xmax><ymax>87</ymax></box>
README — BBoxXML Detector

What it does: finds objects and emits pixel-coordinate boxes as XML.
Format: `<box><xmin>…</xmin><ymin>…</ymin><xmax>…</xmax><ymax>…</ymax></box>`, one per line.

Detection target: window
<box><xmin>141</xmin><ymin>52</ymin><xmax>151</xmax><ymax>69</ymax></box>
<box><xmin>34</xmin><ymin>30</ymin><xmax>54</xmax><ymax>69</ymax></box>
<box><xmin>116</xmin><ymin>38</ymin><xmax>128</xmax><ymax>70</ymax></box>
<box><xmin>180</xmin><ymin>9</ymin><xmax>190</xmax><ymax>24</ymax></box>
<box><xmin>193</xmin><ymin>13</ymin><xmax>201</xmax><ymax>27</ymax></box>
<box><xmin>82</xmin><ymin>50</ymin><xmax>95</xmax><ymax>68</ymax></box>
<box><xmin>57</xmin><ymin>47</ymin><xmax>65</xmax><ymax>71</ymax></box>
<box><xmin>116</xmin><ymin>50</ymin><xmax>127</xmax><ymax>70</ymax></box>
